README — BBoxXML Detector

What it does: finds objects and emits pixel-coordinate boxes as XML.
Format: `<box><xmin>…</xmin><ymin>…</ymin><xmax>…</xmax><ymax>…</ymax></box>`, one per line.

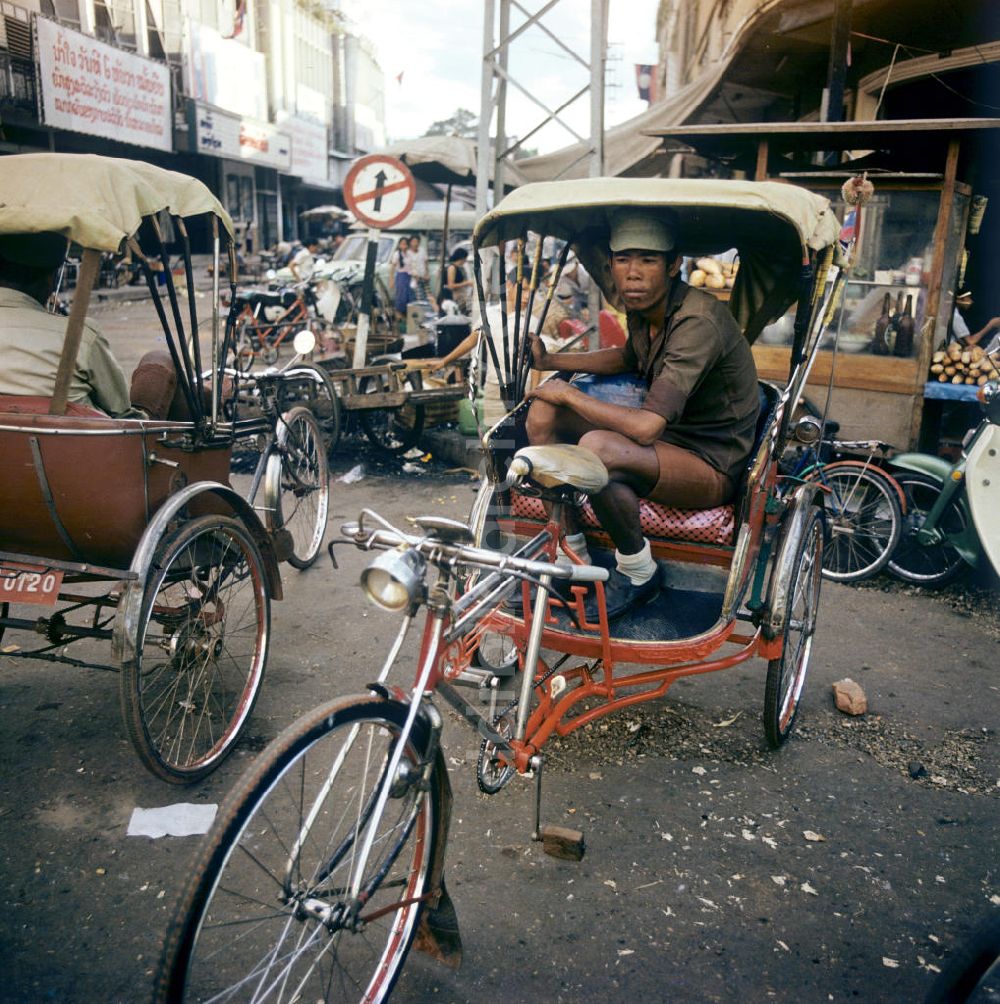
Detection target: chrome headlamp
<box><xmin>360</xmin><ymin>547</ymin><xmax>427</xmax><ymax>612</ymax></box>
<box><xmin>792</xmin><ymin>414</ymin><xmax>823</xmax><ymax>445</ymax></box>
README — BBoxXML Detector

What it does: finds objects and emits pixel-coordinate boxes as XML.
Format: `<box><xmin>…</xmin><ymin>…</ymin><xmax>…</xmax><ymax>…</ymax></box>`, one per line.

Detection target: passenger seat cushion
<box><xmin>0</xmin><ymin>395</ymin><xmax>105</xmax><ymax>418</ymax></box>
<box><xmin>511</xmin><ymin>493</ymin><xmax>736</xmax><ymax>546</ymax></box>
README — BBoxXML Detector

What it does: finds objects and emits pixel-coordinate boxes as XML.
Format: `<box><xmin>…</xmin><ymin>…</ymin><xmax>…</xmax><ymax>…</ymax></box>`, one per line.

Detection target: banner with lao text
<box><xmin>36</xmin><ymin>17</ymin><xmax>171</xmax><ymax>152</ymax></box>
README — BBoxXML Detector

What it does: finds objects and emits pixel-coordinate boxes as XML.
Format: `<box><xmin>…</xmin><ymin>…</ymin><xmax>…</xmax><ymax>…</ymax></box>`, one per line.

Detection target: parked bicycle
<box><xmin>779</xmin><ymin>419</ymin><xmax>904</xmax><ymax>582</ymax></box>
<box><xmin>235</xmin><ymin>337</ymin><xmax>331</xmax><ymax>570</ymax></box>
<box><xmin>231</xmin><ymin>283</ymin><xmax>323</xmax><ymax>369</ymax></box>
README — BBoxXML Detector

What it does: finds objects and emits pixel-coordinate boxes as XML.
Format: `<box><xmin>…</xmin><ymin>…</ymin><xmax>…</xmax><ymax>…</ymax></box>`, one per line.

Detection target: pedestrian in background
<box><xmin>441</xmin><ymin>247</ymin><xmax>473</xmax><ymax>313</ymax></box>
<box><xmin>390</xmin><ymin>236</ymin><xmax>412</xmax><ymax>314</ymax></box>
<box><xmin>406</xmin><ymin>235</ymin><xmax>438</xmax><ymax>312</ymax></box>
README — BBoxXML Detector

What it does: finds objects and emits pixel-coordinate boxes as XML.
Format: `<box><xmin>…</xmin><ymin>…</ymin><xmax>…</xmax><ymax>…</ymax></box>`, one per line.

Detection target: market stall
<box><xmin>646</xmin><ymin>119</ymin><xmax>1000</xmax><ymax>451</ymax></box>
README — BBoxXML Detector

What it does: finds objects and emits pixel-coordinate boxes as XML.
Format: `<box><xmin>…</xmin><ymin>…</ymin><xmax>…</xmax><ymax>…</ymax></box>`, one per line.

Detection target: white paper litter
<box><xmin>127</xmin><ymin>803</ymin><xmax>218</xmax><ymax>838</ymax></box>
<box><xmin>338</xmin><ymin>464</ymin><xmax>365</xmax><ymax>484</ymax></box>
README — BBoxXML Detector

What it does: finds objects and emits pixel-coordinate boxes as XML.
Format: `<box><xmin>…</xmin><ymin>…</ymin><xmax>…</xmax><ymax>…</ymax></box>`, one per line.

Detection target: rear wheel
<box><xmin>265</xmin><ymin>406</ymin><xmax>330</xmax><ymax>569</ymax></box>
<box><xmin>120</xmin><ymin>515</ymin><xmax>270</xmax><ymax>783</ymax></box>
<box><xmin>888</xmin><ymin>471</ymin><xmax>968</xmax><ymax>586</ymax></box>
<box><xmin>815</xmin><ymin>462</ymin><xmax>902</xmax><ymax>582</ymax></box>
<box><xmin>764</xmin><ymin>507</ymin><xmax>823</xmax><ymax>749</ymax></box>
<box><xmin>155</xmin><ymin>695</ymin><xmax>439</xmax><ymax>1004</ymax></box>
<box><xmin>359</xmin><ymin>373</ymin><xmax>425</xmax><ymax>454</ymax></box>
<box><xmin>468</xmin><ymin>479</ymin><xmax>520</xmax><ymax>671</ymax></box>
<box><xmin>279</xmin><ymin>362</ymin><xmax>342</xmax><ymax>455</ymax></box>
<box><xmin>232</xmin><ymin>318</ymin><xmax>257</xmax><ymax>373</ymax></box>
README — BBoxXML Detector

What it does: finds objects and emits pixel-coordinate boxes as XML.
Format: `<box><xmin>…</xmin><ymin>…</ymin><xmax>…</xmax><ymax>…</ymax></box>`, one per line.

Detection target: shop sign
<box><xmin>192</xmin><ymin>103</ymin><xmax>291</xmax><ymax>171</ymax></box>
<box><xmin>278</xmin><ymin>113</ymin><xmax>329</xmax><ymax>186</ymax></box>
<box><xmin>35</xmin><ymin>17</ymin><xmax>171</xmax><ymax>152</ymax></box>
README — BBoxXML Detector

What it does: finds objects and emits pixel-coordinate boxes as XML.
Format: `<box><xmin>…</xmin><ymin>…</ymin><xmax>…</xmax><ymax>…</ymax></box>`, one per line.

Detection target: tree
<box><xmin>424</xmin><ymin>108</ymin><xmax>478</xmax><ymax>138</ymax></box>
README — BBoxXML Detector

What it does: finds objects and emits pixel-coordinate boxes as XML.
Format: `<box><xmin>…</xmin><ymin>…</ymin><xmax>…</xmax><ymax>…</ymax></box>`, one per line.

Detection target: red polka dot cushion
<box><xmin>510</xmin><ymin>493</ymin><xmax>735</xmax><ymax>546</ymax></box>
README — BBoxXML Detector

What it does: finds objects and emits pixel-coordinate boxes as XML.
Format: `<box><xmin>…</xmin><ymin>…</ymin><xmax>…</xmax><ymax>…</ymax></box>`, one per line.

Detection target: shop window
<box><xmin>759</xmin><ymin>188</ymin><xmax>967</xmax><ymax>359</ymax></box>
<box><xmin>93</xmin><ymin>0</ymin><xmax>137</xmax><ymax>50</ymax></box>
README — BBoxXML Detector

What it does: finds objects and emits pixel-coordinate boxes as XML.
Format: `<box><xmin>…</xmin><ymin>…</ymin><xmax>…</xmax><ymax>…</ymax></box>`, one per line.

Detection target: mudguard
<box><xmin>377</xmin><ymin>688</ymin><xmax>463</xmax><ymax>970</ymax></box>
<box><xmin>764</xmin><ymin>483</ymin><xmax>824</xmax><ymax>641</ymax></box>
<box><xmin>112</xmin><ymin>480</ymin><xmax>283</xmax><ymax>667</ymax></box>
<box><xmin>413</xmin><ymin>743</ymin><xmax>463</xmax><ymax>969</ymax></box>
<box><xmin>890</xmin><ymin>452</ymin><xmax>952</xmax><ymax>483</ymax></box>
<box><xmin>891</xmin><ymin>453</ymin><xmax>979</xmax><ymax>565</ymax></box>
<box><xmin>965</xmin><ymin>422</ymin><xmax>1000</xmax><ymax>577</ymax></box>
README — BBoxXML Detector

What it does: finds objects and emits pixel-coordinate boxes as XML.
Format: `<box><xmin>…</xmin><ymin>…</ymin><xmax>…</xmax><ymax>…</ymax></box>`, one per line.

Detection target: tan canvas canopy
<box><xmin>474</xmin><ymin>177</ymin><xmax>840</xmax><ymax>340</ymax></box>
<box><xmin>0</xmin><ymin>152</ymin><xmax>234</xmax><ymax>253</ymax></box>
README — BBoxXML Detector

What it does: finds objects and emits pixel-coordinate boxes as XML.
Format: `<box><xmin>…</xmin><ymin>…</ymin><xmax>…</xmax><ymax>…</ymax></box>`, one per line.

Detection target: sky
<box><xmin>337</xmin><ymin>0</ymin><xmax>661</xmax><ymax>155</ymax></box>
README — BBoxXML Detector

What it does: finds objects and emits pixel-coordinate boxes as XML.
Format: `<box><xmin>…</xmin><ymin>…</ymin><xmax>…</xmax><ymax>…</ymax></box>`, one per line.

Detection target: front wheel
<box><xmin>155</xmin><ymin>695</ymin><xmax>440</xmax><ymax>1004</ymax></box>
<box><xmin>119</xmin><ymin>515</ymin><xmax>270</xmax><ymax>783</ymax></box>
<box><xmin>764</xmin><ymin>507</ymin><xmax>824</xmax><ymax>748</ymax></box>
<box><xmin>888</xmin><ymin>471</ymin><xmax>969</xmax><ymax>586</ymax></box>
<box><xmin>265</xmin><ymin>406</ymin><xmax>330</xmax><ymax>569</ymax></box>
<box><xmin>815</xmin><ymin>462</ymin><xmax>902</xmax><ymax>582</ymax></box>
<box><xmin>359</xmin><ymin>373</ymin><xmax>425</xmax><ymax>455</ymax></box>
<box><xmin>278</xmin><ymin>362</ymin><xmax>343</xmax><ymax>456</ymax></box>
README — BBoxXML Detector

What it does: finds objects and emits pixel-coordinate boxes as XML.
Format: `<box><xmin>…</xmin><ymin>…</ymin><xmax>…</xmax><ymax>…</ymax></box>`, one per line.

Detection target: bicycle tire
<box><xmin>278</xmin><ymin>362</ymin><xmax>343</xmax><ymax>455</ymax></box>
<box><xmin>814</xmin><ymin>462</ymin><xmax>903</xmax><ymax>582</ymax></box>
<box><xmin>119</xmin><ymin>515</ymin><xmax>270</xmax><ymax>783</ymax></box>
<box><xmin>888</xmin><ymin>471</ymin><xmax>968</xmax><ymax>586</ymax></box>
<box><xmin>264</xmin><ymin>406</ymin><xmax>330</xmax><ymax>569</ymax></box>
<box><xmin>155</xmin><ymin>694</ymin><xmax>440</xmax><ymax>1004</ymax></box>
<box><xmin>764</xmin><ymin>507</ymin><xmax>823</xmax><ymax>748</ymax></box>
<box><xmin>358</xmin><ymin>373</ymin><xmax>425</xmax><ymax>455</ymax></box>
<box><xmin>466</xmin><ymin>479</ymin><xmax>520</xmax><ymax>671</ymax></box>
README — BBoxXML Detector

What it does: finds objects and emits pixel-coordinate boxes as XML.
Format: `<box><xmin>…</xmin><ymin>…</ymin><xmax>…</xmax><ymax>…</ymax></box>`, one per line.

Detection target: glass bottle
<box><xmin>872</xmin><ymin>292</ymin><xmax>892</xmax><ymax>355</ymax></box>
<box><xmin>894</xmin><ymin>294</ymin><xmax>914</xmax><ymax>357</ymax></box>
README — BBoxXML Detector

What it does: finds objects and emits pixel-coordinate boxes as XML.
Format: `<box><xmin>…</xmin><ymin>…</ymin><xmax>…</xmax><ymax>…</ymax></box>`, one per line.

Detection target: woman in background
<box><xmin>390</xmin><ymin>236</ymin><xmax>412</xmax><ymax>314</ymax></box>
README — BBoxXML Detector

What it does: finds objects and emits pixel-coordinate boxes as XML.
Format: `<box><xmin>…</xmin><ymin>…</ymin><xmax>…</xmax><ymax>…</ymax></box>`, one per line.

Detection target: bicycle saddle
<box><xmin>509</xmin><ymin>445</ymin><xmax>609</xmax><ymax>495</ymax></box>
<box><xmin>234</xmin><ymin>288</ymin><xmax>298</xmax><ymax>310</ymax></box>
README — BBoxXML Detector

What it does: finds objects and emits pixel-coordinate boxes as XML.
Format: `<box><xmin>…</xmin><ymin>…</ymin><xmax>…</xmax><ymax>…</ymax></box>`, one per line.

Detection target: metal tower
<box><xmin>475</xmin><ymin>0</ymin><xmax>608</xmax><ymax>215</ymax></box>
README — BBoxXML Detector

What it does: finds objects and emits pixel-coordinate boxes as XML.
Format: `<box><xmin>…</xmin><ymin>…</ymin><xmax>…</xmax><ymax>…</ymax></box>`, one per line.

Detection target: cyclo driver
<box><xmin>524</xmin><ymin>211</ymin><xmax>760</xmax><ymax>619</ymax></box>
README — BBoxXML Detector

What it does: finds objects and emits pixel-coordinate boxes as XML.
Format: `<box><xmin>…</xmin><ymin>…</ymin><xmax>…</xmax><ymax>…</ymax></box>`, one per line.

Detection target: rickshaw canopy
<box><xmin>0</xmin><ymin>153</ymin><xmax>234</xmax><ymax>253</ymax></box>
<box><xmin>473</xmin><ymin>177</ymin><xmax>840</xmax><ymax>341</ymax></box>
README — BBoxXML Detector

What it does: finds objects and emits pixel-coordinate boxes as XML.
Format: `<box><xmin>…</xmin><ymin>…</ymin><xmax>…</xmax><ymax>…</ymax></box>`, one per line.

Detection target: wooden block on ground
<box><xmin>540</xmin><ymin>825</ymin><xmax>586</xmax><ymax>861</ymax></box>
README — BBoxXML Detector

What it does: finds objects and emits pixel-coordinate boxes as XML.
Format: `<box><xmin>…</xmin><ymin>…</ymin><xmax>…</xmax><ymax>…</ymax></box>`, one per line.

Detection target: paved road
<box><xmin>1</xmin><ymin>296</ymin><xmax>998</xmax><ymax>1001</ymax></box>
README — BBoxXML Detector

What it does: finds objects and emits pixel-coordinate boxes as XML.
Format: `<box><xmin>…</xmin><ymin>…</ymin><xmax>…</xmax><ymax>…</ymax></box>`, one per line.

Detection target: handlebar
<box><xmin>341</xmin><ymin>509</ymin><xmax>609</xmax><ymax>584</ymax></box>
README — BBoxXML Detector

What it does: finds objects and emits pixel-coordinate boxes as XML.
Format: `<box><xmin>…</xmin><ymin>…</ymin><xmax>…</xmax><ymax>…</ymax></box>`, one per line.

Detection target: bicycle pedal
<box><xmin>270</xmin><ymin>528</ymin><xmax>294</xmax><ymax>562</ymax></box>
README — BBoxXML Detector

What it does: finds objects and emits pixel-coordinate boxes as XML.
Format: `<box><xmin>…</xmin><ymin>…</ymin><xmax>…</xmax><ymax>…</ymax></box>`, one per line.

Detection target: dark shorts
<box><xmin>649</xmin><ymin>440</ymin><xmax>733</xmax><ymax>508</ymax></box>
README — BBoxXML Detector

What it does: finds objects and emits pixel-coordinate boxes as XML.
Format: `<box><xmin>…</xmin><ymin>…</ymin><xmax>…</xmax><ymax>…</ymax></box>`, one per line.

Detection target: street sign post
<box><xmin>343</xmin><ymin>154</ymin><xmax>416</xmax><ymax>368</ymax></box>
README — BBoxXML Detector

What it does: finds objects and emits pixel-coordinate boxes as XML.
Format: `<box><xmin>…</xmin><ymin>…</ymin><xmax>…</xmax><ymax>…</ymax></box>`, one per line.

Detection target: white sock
<box><xmin>615</xmin><ymin>539</ymin><xmax>657</xmax><ymax>586</ymax></box>
<box><xmin>557</xmin><ymin>531</ymin><xmax>592</xmax><ymax>567</ymax></box>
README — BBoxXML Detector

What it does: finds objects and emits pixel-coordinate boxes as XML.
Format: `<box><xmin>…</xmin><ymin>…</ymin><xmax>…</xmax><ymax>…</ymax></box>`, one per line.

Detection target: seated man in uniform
<box><xmin>0</xmin><ymin>233</ymin><xmax>178</xmax><ymax>419</ymax></box>
<box><xmin>0</xmin><ymin>234</ymin><xmax>130</xmax><ymax>415</ymax></box>
<box><xmin>525</xmin><ymin>211</ymin><xmax>760</xmax><ymax>619</ymax></box>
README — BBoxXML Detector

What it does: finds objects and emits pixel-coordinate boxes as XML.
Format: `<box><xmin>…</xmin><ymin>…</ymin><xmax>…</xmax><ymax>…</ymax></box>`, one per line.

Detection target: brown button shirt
<box><xmin>621</xmin><ymin>279</ymin><xmax>759</xmax><ymax>485</ymax></box>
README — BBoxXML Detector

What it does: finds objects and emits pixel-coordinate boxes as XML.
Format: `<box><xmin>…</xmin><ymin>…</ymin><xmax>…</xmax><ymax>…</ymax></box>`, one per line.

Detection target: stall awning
<box><xmin>514</xmin><ymin>59</ymin><xmax>732</xmax><ymax>183</ymax></box>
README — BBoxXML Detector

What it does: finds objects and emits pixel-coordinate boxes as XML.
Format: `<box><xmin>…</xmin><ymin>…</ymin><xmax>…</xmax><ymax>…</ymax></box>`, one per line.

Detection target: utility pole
<box><xmin>822</xmin><ymin>0</ymin><xmax>852</xmax><ymax>122</ymax></box>
<box><xmin>589</xmin><ymin>0</ymin><xmax>606</xmax><ymax>178</ymax></box>
<box><xmin>476</xmin><ymin>0</ymin><xmax>608</xmax><ymax>216</ymax></box>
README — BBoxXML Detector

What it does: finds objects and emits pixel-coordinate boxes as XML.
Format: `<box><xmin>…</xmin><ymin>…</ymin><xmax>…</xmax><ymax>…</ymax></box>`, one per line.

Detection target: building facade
<box><xmin>0</xmin><ymin>0</ymin><xmax>385</xmax><ymax>247</ymax></box>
